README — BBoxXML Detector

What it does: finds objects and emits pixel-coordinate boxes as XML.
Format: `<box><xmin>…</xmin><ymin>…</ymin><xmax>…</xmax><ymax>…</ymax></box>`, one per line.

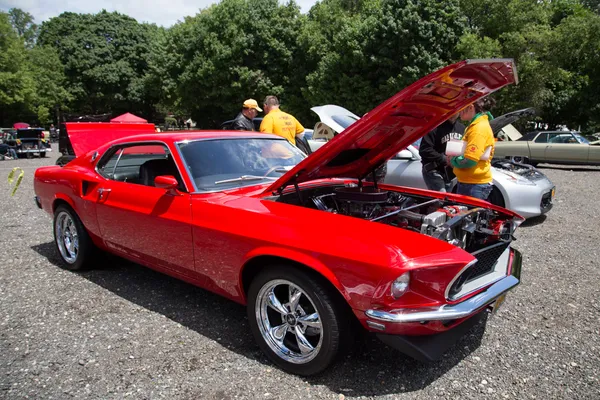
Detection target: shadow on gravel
<box><xmin>519</xmin><ymin>214</ymin><xmax>547</xmax><ymax>228</ymax></box>
<box><xmin>32</xmin><ymin>241</ymin><xmax>486</xmax><ymax>397</ymax></box>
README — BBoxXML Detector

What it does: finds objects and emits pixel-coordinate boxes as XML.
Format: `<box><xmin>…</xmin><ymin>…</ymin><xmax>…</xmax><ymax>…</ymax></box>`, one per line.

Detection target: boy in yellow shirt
<box><xmin>451</xmin><ymin>97</ymin><xmax>496</xmax><ymax>200</ymax></box>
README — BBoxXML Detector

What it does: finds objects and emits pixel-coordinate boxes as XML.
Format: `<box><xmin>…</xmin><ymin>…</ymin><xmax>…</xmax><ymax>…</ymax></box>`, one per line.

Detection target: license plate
<box><xmin>491</xmin><ymin>294</ymin><xmax>507</xmax><ymax>316</ymax></box>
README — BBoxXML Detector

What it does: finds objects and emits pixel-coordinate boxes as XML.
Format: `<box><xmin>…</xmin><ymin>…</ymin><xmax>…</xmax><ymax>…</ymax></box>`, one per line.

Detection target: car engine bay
<box><xmin>277</xmin><ymin>185</ymin><xmax>515</xmax><ymax>252</ymax></box>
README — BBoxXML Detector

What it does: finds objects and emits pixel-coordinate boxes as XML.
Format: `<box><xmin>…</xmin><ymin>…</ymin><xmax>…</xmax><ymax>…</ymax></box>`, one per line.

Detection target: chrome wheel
<box><xmin>55</xmin><ymin>211</ymin><xmax>79</xmax><ymax>264</ymax></box>
<box><xmin>256</xmin><ymin>279</ymin><xmax>323</xmax><ymax>364</ymax></box>
<box><xmin>510</xmin><ymin>156</ymin><xmax>525</xmax><ymax>163</ymax></box>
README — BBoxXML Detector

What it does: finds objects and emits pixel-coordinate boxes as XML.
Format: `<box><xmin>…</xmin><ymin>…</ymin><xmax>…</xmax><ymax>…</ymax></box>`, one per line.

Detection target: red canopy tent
<box><xmin>110</xmin><ymin>113</ymin><xmax>147</xmax><ymax>123</ymax></box>
<box><xmin>13</xmin><ymin>122</ymin><xmax>30</xmax><ymax>129</ymax></box>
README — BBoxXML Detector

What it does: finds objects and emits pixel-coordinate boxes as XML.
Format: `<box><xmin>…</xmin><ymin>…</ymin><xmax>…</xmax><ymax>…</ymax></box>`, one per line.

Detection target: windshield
<box><xmin>178</xmin><ymin>138</ymin><xmax>305</xmax><ymax>191</ymax></box>
<box><xmin>573</xmin><ymin>133</ymin><xmax>590</xmax><ymax>144</ymax></box>
<box><xmin>331</xmin><ymin>115</ymin><xmax>359</xmax><ymax>130</ymax></box>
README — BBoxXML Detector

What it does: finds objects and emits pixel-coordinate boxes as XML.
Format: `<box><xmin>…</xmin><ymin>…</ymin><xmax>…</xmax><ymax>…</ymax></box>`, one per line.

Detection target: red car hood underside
<box><xmin>264</xmin><ymin>59</ymin><xmax>518</xmax><ymax>194</ymax></box>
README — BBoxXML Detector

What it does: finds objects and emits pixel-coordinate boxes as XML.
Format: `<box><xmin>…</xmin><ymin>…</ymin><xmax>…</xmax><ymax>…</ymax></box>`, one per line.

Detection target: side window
<box><xmin>534</xmin><ymin>133</ymin><xmax>548</xmax><ymax>143</ymax></box>
<box><xmin>97</xmin><ymin>144</ymin><xmax>185</xmax><ymax>190</ymax></box>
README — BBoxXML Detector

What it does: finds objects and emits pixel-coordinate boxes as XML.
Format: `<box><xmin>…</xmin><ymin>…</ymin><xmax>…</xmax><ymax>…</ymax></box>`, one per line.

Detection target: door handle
<box><xmin>97</xmin><ymin>188</ymin><xmax>112</xmax><ymax>200</ymax></box>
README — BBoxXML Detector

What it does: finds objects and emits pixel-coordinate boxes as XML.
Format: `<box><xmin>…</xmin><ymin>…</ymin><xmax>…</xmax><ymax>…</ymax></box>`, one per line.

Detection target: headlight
<box><xmin>499</xmin><ymin>170</ymin><xmax>535</xmax><ymax>186</ymax></box>
<box><xmin>391</xmin><ymin>272</ymin><xmax>410</xmax><ymax>299</ymax></box>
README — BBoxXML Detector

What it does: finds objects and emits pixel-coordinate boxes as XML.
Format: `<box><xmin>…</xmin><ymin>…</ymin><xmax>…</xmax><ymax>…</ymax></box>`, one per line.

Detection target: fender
<box><xmin>241</xmin><ymin>246</ymin><xmax>351</xmax><ymax>303</ymax></box>
<box><xmin>53</xmin><ymin>193</ymin><xmax>76</xmax><ymax>211</ymax></box>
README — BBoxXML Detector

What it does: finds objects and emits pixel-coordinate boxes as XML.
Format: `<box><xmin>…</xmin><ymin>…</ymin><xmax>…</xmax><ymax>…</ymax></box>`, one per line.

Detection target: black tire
<box><xmin>39</xmin><ymin>152</ymin><xmax>46</xmax><ymax>158</ymax></box>
<box><xmin>487</xmin><ymin>186</ymin><xmax>505</xmax><ymax>208</ymax></box>
<box><xmin>509</xmin><ymin>155</ymin><xmax>528</xmax><ymax>164</ymax></box>
<box><xmin>53</xmin><ymin>205</ymin><xmax>94</xmax><ymax>271</ymax></box>
<box><xmin>247</xmin><ymin>266</ymin><xmax>348</xmax><ymax>376</ymax></box>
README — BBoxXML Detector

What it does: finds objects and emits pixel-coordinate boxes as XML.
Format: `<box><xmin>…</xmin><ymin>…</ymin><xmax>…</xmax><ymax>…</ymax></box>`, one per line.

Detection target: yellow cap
<box><xmin>243</xmin><ymin>99</ymin><xmax>262</xmax><ymax>112</ymax></box>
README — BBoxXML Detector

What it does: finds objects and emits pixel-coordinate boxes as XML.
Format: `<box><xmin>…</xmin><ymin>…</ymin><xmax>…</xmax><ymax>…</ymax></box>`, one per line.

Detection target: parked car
<box><xmin>308</xmin><ymin>106</ymin><xmax>554</xmax><ymax>218</ymax></box>
<box><xmin>34</xmin><ymin>59</ymin><xmax>522</xmax><ymax>376</ymax></box>
<box><xmin>3</xmin><ymin>127</ymin><xmax>51</xmax><ymax>158</ymax></box>
<box><xmin>494</xmin><ymin>129</ymin><xmax>600</xmax><ymax>165</ymax></box>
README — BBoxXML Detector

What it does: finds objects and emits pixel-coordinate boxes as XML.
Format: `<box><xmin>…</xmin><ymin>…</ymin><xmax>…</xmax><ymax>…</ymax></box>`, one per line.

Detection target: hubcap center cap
<box><xmin>285</xmin><ymin>313</ymin><xmax>297</xmax><ymax>326</ymax></box>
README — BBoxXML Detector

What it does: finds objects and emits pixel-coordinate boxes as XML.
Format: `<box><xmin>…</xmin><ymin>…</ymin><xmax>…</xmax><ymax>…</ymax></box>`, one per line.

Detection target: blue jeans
<box><xmin>422</xmin><ymin>167</ymin><xmax>452</xmax><ymax>192</ymax></box>
<box><xmin>456</xmin><ymin>182</ymin><xmax>493</xmax><ymax>200</ymax></box>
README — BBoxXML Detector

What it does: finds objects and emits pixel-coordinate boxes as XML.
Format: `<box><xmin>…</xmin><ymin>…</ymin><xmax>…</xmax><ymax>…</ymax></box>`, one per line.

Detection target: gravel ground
<box><xmin>1</xmin><ymin>144</ymin><xmax>599</xmax><ymax>399</ymax></box>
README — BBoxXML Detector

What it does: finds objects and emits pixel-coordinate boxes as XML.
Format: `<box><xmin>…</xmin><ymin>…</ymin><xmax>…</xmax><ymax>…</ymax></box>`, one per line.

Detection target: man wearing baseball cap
<box><xmin>231</xmin><ymin>99</ymin><xmax>262</xmax><ymax>131</ymax></box>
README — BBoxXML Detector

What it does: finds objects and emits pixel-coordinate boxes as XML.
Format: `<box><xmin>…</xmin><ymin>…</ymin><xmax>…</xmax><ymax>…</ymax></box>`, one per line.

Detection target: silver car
<box><xmin>308</xmin><ymin>105</ymin><xmax>555</xmax><ymax>219</ymax></box>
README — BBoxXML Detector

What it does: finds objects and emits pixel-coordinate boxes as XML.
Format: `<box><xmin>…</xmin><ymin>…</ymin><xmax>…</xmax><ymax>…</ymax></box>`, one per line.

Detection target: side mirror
<box><xmin>155</xmin><ymin>175</ymin><xmax>179</xmax><ymax>193</ymax></box>
<box><xmin>395</xmin><ymin>149</ymin><xmax>414</xmax><ymax>160</ymax></box>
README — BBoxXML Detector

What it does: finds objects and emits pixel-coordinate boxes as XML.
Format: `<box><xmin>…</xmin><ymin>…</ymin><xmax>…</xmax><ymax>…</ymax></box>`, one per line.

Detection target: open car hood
<box><xmin>310</xmin><ymin>105</ymin><xmax>360</xmax><ymax>135</ymax></box>
<box><xmin>264</xmin><ymin>59</ymin><xmax>518</xmax><ymax>194</ymax></box>
<box><xmin>490</xmin><ymin>107</ymin><xmax>535</xmax><ymax>137</ymax></box>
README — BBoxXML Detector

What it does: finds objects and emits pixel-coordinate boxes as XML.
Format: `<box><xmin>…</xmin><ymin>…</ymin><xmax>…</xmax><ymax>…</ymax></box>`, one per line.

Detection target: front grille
<box><xmin>448</xmin><ymin>242</ymin><xmax>509</xmax><ymax>299</ymax></box>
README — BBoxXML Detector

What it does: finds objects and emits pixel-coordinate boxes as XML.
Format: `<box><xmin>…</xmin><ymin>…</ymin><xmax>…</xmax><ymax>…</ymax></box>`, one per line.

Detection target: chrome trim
<box><xmin>366</xmin><ymin>321</ymin><xmax>386</xmax><ymax>331</ymax></box>
<box><xmin>366</xmin><ymin>275</ymin><xmax>519</xmax><ymax>323</ymax></box>
<box><xmin>366</xmin><ymin>249</ymin><xmax>521</xmax><ymax>323</ymax></box>
<box><xmin>443</xmin><ymin>259</ymin><xmax>478</xmax><ymax>300</ymax></box>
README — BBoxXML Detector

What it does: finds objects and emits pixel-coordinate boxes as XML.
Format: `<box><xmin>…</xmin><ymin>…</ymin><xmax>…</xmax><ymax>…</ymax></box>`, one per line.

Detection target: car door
<box><xmin>93</xmin><ymin>143</ymin><xmax>196</xmax><ymax>278</ymax></box>
<box><xmin>384</xmin><ymin>146</ymin><xmax>428</xmax><ymax>189</ymax></box>
<box><xmin>589</xmin><ymin>143</ymin><xmax>600</xmax><ymax>164</ymax></box>
<box><xmin>544</xmin><ymin>133</ymin><xmax>589</xmax><ymax>163</ymax></box>
<box><xmin>528</xmin><ymin>132</ymin><xmax>550</xmax><ymax>160</ymax></box>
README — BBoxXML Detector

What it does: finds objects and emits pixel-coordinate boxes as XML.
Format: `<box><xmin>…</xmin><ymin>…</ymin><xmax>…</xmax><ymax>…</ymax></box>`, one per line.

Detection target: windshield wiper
<box><xmin>214</xmin><ymin>175</ymin><xmax>277</xmax><ymax>185</ymax></box>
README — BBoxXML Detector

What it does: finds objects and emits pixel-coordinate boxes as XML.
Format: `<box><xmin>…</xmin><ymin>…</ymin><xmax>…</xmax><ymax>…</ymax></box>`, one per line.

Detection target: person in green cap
<box><xmin>450</xmin><ymin>97</ymin><xmax>496</xmax><ymax>200</ymax></box>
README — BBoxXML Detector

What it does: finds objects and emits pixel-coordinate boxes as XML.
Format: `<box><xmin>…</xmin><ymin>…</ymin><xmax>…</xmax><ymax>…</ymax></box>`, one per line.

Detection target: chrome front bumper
<box><xmin>366</xmin><ymin>249</ymin><xmax>522</xmax><ymax>324</ymax></box>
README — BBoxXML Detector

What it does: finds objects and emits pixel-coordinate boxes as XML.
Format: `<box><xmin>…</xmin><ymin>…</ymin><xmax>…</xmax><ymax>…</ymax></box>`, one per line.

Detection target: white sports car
<box><xmin>307</xmin><ymin>105</ymin><xmax>555</xmax><ymax>219</ymax></box>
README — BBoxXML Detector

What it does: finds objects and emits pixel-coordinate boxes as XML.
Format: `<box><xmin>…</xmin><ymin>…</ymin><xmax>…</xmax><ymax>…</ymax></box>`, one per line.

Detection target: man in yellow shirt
<box><xmin>451</xmin><ymin>97</ymin><xmax>496</xmax><ymax>200</ymax></box>
<box><xmin>259</xmin><ymin>95</ymin><xmax>305</xmax><ymax>145</ymax></box>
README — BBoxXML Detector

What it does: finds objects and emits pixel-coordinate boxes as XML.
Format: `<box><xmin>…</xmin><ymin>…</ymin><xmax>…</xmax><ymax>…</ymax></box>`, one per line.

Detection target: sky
<box><xmin>0</xmin><ymin>0</ymin><xmax>318</xmax><ymax>27</ymax></box>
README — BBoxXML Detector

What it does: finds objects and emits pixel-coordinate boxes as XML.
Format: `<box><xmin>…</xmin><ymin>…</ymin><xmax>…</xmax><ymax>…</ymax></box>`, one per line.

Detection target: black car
<box><xmin>3</xmin><ymin>128</ymin><xmax>51</xmax><ymax>158</ymax></box>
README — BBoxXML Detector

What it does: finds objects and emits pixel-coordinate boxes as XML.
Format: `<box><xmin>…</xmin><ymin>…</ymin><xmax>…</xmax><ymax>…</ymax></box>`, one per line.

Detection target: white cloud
<box><xmin>0</xmin><ymin>0</ymin><xmax>318</xmax><ymax>26</ymax></box>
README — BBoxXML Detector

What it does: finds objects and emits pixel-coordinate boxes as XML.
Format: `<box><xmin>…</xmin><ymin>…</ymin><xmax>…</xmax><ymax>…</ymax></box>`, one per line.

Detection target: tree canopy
<box><xmin>1</xmin><ymin>1</ymin><xmax>599</xmax><ymax>132</ymax></box>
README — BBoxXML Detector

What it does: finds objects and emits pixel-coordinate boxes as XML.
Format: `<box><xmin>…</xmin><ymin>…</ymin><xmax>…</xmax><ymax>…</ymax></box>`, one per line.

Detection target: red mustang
<box><xmin>34</xmin><ymin>59</ymin><xmax>522</xmax><ymax>376</ymax></box>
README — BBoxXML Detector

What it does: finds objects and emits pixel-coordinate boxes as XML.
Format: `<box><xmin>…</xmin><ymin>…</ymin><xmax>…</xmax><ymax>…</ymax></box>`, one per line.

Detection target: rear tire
<box><xmin>39</xmin><ymin>152</ymin><xmax>46</xmax><ymax>158</ymax></box>
<box><xmin>53</xmin><ymin>205</ymin><xmax>94</xmax><ymax>271</ymax></box>
<box><xmin>247</xmin><ymin>266</ymin><xmax>348</xmax><ymax>376</ymax></box>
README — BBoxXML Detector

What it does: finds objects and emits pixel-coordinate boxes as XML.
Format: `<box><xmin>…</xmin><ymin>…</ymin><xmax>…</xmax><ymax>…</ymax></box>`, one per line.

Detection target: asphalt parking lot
<box><xmin>1</xmin><ymin>144</ymin><xmax>599</xmax><ymax>399</ymax></box>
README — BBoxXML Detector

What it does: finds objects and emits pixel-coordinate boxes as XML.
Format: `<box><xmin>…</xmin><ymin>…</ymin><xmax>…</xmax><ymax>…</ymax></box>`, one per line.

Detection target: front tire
<box><xmin>53</xmin><ymin>205</ymin><xmax>94</xmax><ymax>271</ymax></box>
<box><xmin>247</xmin><ymin>267</ymin><xmax>347</xmax><ymax>376</ymax></box>
<box><xmin>509</xmin><ymin>155</ymin><xmax>528</xmax><ymax>164</ymax></box>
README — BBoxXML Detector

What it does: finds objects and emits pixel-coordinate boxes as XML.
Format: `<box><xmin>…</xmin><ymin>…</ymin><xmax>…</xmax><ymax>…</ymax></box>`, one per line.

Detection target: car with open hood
<box><xmin>308</xmin><ymin>106</ymin><xmax>554</xmax><ymax>218</ymax></box>
<box><xmin>34</xmin><ymin>59</ymin><xmax>522</xmax><ymax>376</ymax></box>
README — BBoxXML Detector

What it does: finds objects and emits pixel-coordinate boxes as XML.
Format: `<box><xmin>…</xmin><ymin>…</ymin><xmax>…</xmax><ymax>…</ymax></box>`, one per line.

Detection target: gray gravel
<box><xmin>1</xmin><ymin>144</ymin><xmax>599</xmax><ymax>399</ymax></box>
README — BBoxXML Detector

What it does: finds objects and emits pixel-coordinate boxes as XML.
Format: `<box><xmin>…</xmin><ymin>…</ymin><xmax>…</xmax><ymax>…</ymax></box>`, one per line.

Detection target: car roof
<box><xmin>109</xmin><ymin>130</ymin><xmax>281</xmax><ymax>145</ymax></box>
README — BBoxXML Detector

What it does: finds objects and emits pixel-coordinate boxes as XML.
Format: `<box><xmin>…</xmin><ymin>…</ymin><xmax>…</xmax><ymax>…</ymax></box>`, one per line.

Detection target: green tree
<box><xmin>27</xmin><ymin>46</ymin><xmax>72</xmax><ymax>125</ymax></box>
<box><xmin>38</xmin><ymin>10</ymin><xmax>156</xmax><ymax>118</ymax></box>
<box><xmin>0</xmin><ymin>12</ymin><xmax>36</xmax><ymax>125</ymax></box>
<box><xmin>303</xmin><ymin>0</ymin><xmax>467</xmax><ymax>117</ymax></box>
<box><xmin>8</xmin><ymin>8</ymin><xmax>38</xmax><ymax>48</ymax></box>
<box><xmin>152</xmin><ymin>0</ymin><xmax>305</xmax><ymax>128</ymax></box>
